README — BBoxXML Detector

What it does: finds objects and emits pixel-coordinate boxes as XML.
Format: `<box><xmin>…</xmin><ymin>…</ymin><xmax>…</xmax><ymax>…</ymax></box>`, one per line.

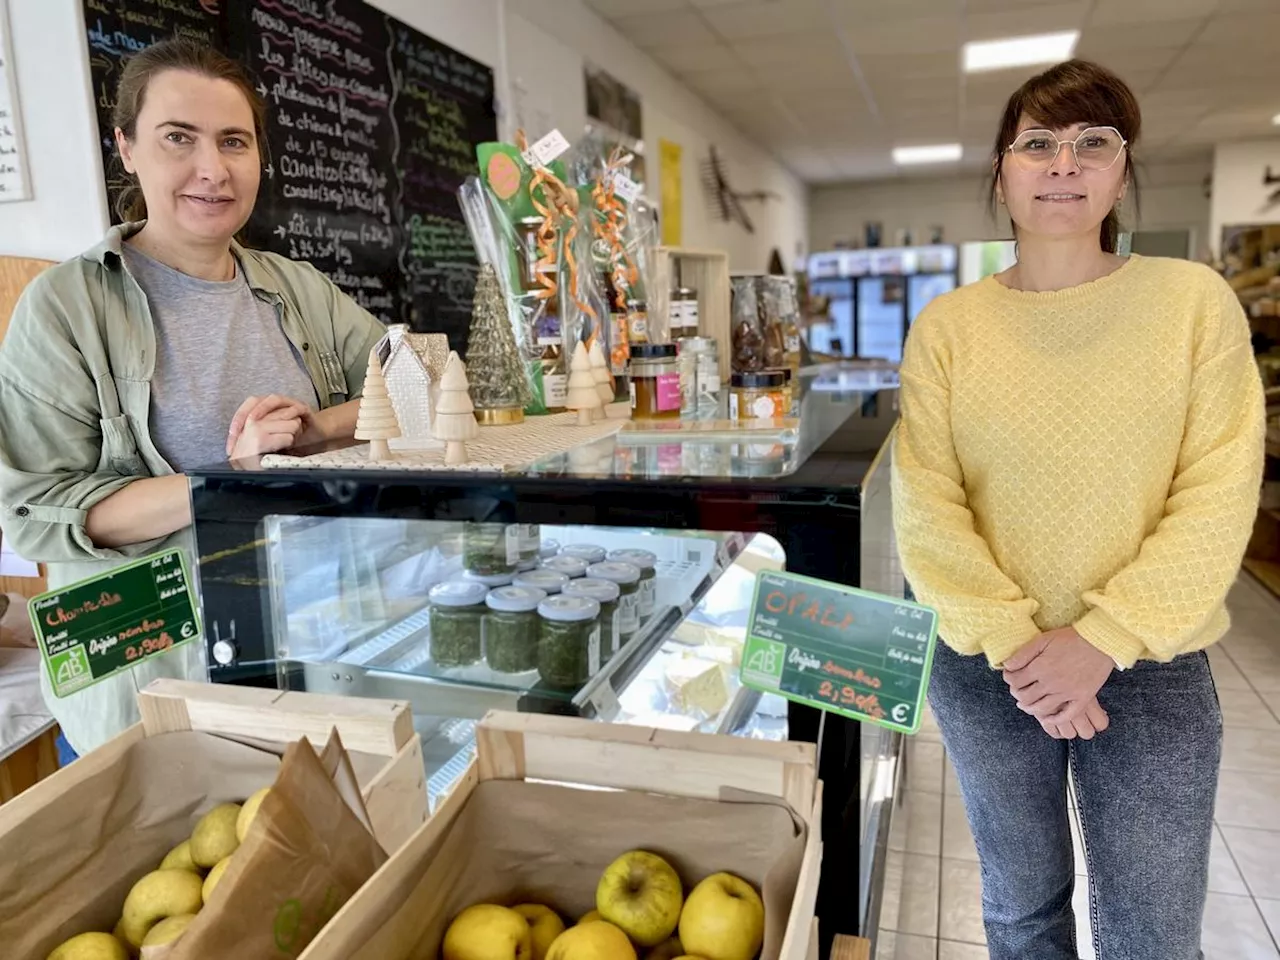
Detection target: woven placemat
<box><xmin>261</xmin><ymin>411</ymin><xmax>625</xmax><ymax>473</ymax></box>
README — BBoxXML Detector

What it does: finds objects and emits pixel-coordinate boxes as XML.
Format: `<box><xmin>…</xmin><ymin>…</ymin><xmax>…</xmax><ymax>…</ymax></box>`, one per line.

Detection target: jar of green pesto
<box><xmin>541</xmin><ymin>554</ymin><xmax>589</xmax><ymax>580</ymax></box>
<box><xmin>585</xmin><ymin>561</ymin><xmax>641</xmax><ymax>637</ymax></box>
<box><xmin>607</xmin><ymin>548</ymin><xmax>658</xmax><ymax>619</ymax></box>
<box><xmin>428</xmin><ymin>580</ymin><xmax>488</xmax><ymax>667</ymax></box>
<box><xmin>561</xmin><ymin>543</ymin><xmax>607</xmax><ymax>565</ymax></box>
<box><xmin>484</xmin><ymin>585</ymin><xmax>546</xmax><ymax>674</ymax></box>
<box><xmin>563</xmin><ymin>577</ymin><xmax>623</xmax><ymax>659</ymax></box>
<box><xmin>537</xmin><ymin>594</ymin><xmax>602</xmax><ymax>689</ymax></box>
<box><xmin>513</xmin><ymin>568</ymin><xmax>570</xmax><ymax>595</ymax></box>
<box><xmin>463</xmin><ymin>523</ymin><xmax>519</xmax><ymax>576</ymax></box>
<box><xmin>514</xmin><ymin>523</ymin><xmax>541</xmax><ymax>568</ymax></box>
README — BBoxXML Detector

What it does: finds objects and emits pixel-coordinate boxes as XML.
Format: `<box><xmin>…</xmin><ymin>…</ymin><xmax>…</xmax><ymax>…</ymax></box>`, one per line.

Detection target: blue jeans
<box><xmin>928</xmin><ymin>641</ymin><xmax>1221</xmax><ymax>960</ymax></box>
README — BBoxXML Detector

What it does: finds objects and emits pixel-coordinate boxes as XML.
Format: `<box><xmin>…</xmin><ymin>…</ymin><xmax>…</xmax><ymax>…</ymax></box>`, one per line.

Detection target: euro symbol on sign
<box><xmin>180</xmin><ymin>621</ymin><xmax>195</xmax><ymax>639</ymax></box>
<box><xmin>892</xmin><ymin>704</ymin><xmax>910</xmax><ymax>723</ymax></box>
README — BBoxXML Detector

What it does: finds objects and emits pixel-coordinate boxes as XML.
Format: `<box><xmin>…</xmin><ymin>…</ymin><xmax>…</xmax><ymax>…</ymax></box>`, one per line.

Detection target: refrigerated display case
<box><xmin>187</xmin><ymin>370</ymin><xmax>902</xmax><ymax>951</ymax></box>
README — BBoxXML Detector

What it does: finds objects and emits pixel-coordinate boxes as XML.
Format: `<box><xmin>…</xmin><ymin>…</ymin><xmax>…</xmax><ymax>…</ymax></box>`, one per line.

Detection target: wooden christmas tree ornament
<box><xmin>565</xmin><ymin>341</ymin><xmax>603</xmax><ymax>426</ymax></box>
<box><xmin>355</xmin><ymin>349</ymin><xmax>401</xmax><ymax>462</ymax></box>
<box><xmin>588</xmin><ymin>339</ymin><xmax>613</xmax><ymax>407</ymax></box>
<box><xmin>434</xmin><ymin>351</ymin><xmax>480</xmax><ymax>465</ymax></box>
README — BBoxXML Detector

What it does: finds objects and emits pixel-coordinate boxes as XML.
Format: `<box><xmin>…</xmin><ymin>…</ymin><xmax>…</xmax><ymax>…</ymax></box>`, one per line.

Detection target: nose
<box><xmin>193</xmin><ymin>138</ymin><xmax>230</xmax><ymax>184</ymax></box>
<box><xmin>1048</xmin><ymin>140</ymin><xmax>1080</xmax><ymax>176</ymax></box>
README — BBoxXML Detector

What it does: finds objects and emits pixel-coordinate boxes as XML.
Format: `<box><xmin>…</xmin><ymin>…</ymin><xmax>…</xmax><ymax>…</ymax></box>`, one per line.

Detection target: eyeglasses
<box><xmin>1005</xmin><ymin>126</ymin><xmax>1127</xmax><ymax>172</ymax></box>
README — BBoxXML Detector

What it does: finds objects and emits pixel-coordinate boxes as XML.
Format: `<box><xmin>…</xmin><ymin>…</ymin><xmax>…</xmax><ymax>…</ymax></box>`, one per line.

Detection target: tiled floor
<box><xmin>878</xmin><ymin>574</ymin><xmax>1280</xmax><ymax>960</ymax></box>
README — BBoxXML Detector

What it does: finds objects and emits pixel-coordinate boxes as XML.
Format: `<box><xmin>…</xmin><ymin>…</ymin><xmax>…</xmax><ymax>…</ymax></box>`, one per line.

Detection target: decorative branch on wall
<box><xmin>699</xmin><ymin>146</ymin><xmax>780</xmax><ymax>234</ymax></box>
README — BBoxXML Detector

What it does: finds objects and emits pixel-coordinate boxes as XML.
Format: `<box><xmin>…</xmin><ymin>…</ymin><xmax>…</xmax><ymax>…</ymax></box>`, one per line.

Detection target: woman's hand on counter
<box><xmin>84</xmin><ymin>475</ymin><xmax>193</xmax><ymax>548</ymax></box>
<box><xmin>296</xmin><ymin>399</ymin><xmax>361</xmax><ymax>447</ymax></box>
<box><xmin>1001</xmin><ymin>627</ymin><xmax>1114</xmax><ymax>725</ymax></box>
<box><xmin>226</xmin><ymin>395</ymin><xmax>312</xmax><ymax>456</ymax></box>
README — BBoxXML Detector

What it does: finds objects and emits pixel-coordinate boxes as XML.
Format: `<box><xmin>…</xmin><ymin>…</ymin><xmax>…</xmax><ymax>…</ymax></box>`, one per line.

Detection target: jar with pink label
<box><xmin>629</xmin><ymin>344</ymin><xmax>682</xmax><ymax>421</ymax></box>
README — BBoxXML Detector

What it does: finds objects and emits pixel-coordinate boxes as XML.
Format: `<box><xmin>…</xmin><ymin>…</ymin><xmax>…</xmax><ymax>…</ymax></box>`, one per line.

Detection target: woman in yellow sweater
<box><xmin>893</xmin><ymin>60</ymin><xmax>1264</xmax><ymax>960</ymax></box>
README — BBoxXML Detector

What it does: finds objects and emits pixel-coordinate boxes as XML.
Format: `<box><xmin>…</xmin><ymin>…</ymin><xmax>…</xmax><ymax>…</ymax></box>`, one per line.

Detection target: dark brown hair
<box><xmin>112</xmin><ymin>38</ymin><xmax>267</xmax><ymax>222</ymax></box>
<box><xmin>989</xmin><ymin>59</ymin><xmax>1141</xmax><ymax>254</ymax></box>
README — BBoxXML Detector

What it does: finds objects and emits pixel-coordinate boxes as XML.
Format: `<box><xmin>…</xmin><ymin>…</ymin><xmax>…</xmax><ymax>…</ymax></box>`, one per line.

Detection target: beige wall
<box><xmin>809</xmin><ymin>158</ymin><xmax>1213</xmax><ymax>259</ymax></box>
<box><xmin>1211</xmin><ymin>138</ymin><xmax>1280</xmax><ymax>258</ymax></box>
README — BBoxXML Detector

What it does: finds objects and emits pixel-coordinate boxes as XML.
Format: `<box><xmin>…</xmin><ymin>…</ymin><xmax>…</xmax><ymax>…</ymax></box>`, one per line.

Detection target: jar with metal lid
<box><xmin>514</xmin><ymin>523</ymin><xmax>541</xmax><ymax>566</ymax></box>
<box><xmin>563</xmin><ymin>577</ymin><xmax>623</xmax><ymax>659</ymax></box>
<box><xmin>680</xmin><ymin>337</ymin><xmax>720</xmax><ymax>414</ymax></box>
<box><xmin>626</xmin><ymin>298</ymin><xmax>649</xmax><ymax>344</ymax></box>
<box><xmin>541</xmin><ymin>554</ymin><xmax>589</xmax><ymax>579</ymax></box>
<box><xmin>729</xmin><ymin>371</ymin><xmax>788</xmax><ymax>421</ymax></box>
<box><xmin>606</xmin><ymin>548</ymin><xmax>658</xmax><ymax>619</ymax></box>
<box><xmin>463</xmin><ymin>523</ymin><xmax>519</xmax><ymax>576</ymax></box>
<box><xmin>561</xmin><ymin>543</ymin><xmax>607</xmax><ymax>565</ymax></box>
<box><xmin>537</xmin><ymin>594</ymin><xmax>602</xmax><ymax>688</ymax></box>
<box><xmin>669</xmin><ymin>287</ymin><xmax>699</xmax><ymax>340</ymax></box>
<box><xmin>428</xmin><ymin>580</ymin><xmax>488</xmax><ymax>668</ymax></box>
<box><xmin>629</xmin><ymin>344</ymin><xmax>681</xmax><ymax>421</ymax></box>
<box><xmin>513</xmin><ymin>568</ymin><xmax>570</xmax><ymax>595</ymax></box>
<box><xmin>585</xmin><ymin>561</ymin><xmax>641</xmax><ymax>636</ymax></box>
<box><xmin>484</xmin><ymin>585</ymin><xmax>546</xmax><ymax>673</ymax></box>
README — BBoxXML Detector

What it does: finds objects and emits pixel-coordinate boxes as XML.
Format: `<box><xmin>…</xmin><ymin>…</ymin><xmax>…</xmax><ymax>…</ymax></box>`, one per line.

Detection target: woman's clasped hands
<box><xmin>1003</xmin><ymin>627</ymin><xmax>1115</xmax><ymax>740</ymax></box>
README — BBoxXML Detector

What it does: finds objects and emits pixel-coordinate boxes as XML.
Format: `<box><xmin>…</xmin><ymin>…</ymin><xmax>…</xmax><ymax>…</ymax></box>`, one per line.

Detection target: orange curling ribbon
<box><xmin>590</xmin><ymin>146</ymin><xmax>639</xmax><ymax>376</ymax></box>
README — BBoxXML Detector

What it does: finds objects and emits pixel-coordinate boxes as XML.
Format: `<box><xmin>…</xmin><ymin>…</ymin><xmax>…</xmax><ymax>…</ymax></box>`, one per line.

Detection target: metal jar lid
<box><xmin>731</xmin><ymin>370</ymin><xmax>786</xmax><ymax>389</ymax></box>
<box><xmin>563</xmin><ymin>578</ymin><xmax>622</xmax><ymax>604</ymax></box>
<box><xmin>537</xmin><ymin>594</ymin><xmax>601</xmax><ymax>623</ymax></box>
<box><xmin>631</xmin><ymin>343</ymin><xmax>678</xmax><ymax>360</ymax></box>
<box><xmin>607</xmin><ymin>548</ymin><xmax>657</xmax><ymax>572</ymax></box>
<box><xmin>485</xmin><ymin>585</ymin><xmax>547</xmax><ymax>613</ymax></box>
<box><xmin>561</xmin><ymin>543</ymin><xmax>608</xmax><ymax>565</ymax></box>
<box><xmin>513</xmin><ymin>568</ymin><xmax>571</xmax><ymax>594</ymax></box>
<box><xmin>586</xmin><ymin>560</ymin><xmax>641</xmax><ymax>585</ymax></box>
<box><xmin>429</xmin><ymin>580</ymin><xmax>489</xmax><ymax>607</ymax></box>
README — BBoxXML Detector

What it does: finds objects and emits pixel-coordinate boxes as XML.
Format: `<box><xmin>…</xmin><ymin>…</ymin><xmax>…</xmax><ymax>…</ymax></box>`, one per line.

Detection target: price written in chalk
<box><xmin>740</xmin><ymin>570</ymin><xmax>938</xmax><ymax>734</ymax></box>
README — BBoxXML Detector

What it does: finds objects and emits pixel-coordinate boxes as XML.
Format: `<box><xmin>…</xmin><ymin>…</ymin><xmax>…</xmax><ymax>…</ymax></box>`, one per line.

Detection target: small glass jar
<box><xmin>630</xmin><ymin>344</ymin><xmax>681</xmax><ymax>421</ymax></box>
<box><xmin>537</xmin><ymin>594</ymin><xmax>602</xmax><ymax>688</ymax></box>
<box><xmin>514</xmin><ymin>524</ymin><xmax>541</xmax><ymax>565</ymax></box>
<box><xmin>561</xmin><ymin>543</ymin><xmax>607</xmax><ymax>566</ymax></box>
<box><xmin>729</xmin><ymin>371</ymin><xmax>788</xmax><ymax>421</ymax></box>
<box><xmin>513</xmin><ymin>568</ymin><xmax>570</xmax><ymax>595</ymax></box>
<box><xmin>515</xmin><ymin>217</ymin><xmax>545</xmax><ymax>293</ymax></box>
<box><xmin>626</xmin><ymin>298</ymin><xmax>649</xmax><ymax>344</ymax></box>
<box><xmin>563</xmin><ymin>577</ymin><xmax>623</xmax><ymax>659</ymax></box>
<box><xmin>670</xmin><ymin>287</ymin><xmax>699</xmax><ymax>340</ymax></box>
<box><xmin>428</xmin><ymin>580</ymin><xmax>488</xmax><ymax>668</ymax></box>
<box><xmin>731</xmin><ymin>277</ymin><xmax>765</xmax><ymax>373</ymax></box>
<box><xmin>680</xmin><ymin>336</ymin><xmax>720</xmax><ymax>414</ymax></box>
<box><xmin>586</xmin><ymin>561</ymin><xmax>641</xmax><ymax>637</ymax></box>
<box><xmin>484</xmin><ymin>585</ymin><xmax>546</xmax><ymax>674</ymax></box>
<box><xmin>541</xmin><ymin>555</ymin><xmax>589</xmax><ymax>580</ymax></box>
<box><xmin>464</xmin><ymin>523</ymin><xmax>519</xmax><ymax>576</ymax></box>
<box><xmin>539</xmin><ymin>539</ymin><xmax>561</xmax><ymax>560</ymax></box>
<box><xmin>606</xmin><ymin>548</ymin><xmax>658</xmax><ymax>620</ymax></box>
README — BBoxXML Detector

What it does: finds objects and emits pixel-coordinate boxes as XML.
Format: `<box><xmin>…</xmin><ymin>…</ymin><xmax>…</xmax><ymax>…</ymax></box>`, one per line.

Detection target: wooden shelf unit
<box><xmin>650</xmin><ymin>246</ymin><xmax>732</xmax><ymax>381</ymax></box>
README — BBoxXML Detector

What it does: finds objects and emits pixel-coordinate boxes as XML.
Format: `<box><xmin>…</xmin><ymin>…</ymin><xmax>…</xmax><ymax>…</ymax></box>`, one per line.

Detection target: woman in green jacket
<box><xmin>0</xmin><ymin>39</ymin><xmax>385</xmax><ymax>755</ymax></box>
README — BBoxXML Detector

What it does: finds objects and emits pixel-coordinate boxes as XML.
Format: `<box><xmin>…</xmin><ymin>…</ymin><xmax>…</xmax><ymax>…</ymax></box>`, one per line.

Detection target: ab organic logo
<box><xmin>51</xmin><ymin>647</ymin><xmax>91</xmax><ymax>694</ymax></box>
<box><xmin>742</xmin><ymin>637</ymin><xmax>785</xmax><ymax>688</ymax></box>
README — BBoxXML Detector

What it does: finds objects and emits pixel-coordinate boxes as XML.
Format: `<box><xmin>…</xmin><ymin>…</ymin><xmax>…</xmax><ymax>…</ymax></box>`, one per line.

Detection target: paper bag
<box><xmin>168</xmin><ymin>730</ymin><xmax>387</xmax><ymax>959</ymax></box>
<box><xmin>346</xmin><ymin>779</ymin><xmax>806</xmax><ymax>960</ymax></box>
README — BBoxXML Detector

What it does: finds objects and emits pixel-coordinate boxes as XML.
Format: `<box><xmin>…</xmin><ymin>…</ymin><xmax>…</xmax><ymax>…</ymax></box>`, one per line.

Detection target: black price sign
<box><xmin>740</xmin><ymin>571</ymin><xmax>938</xmax><ymax>734</ymax></box>
<box><xmin>29</xmin><ymin>549</ymin><xmax>201</xmax><ymax>698</ymax></box>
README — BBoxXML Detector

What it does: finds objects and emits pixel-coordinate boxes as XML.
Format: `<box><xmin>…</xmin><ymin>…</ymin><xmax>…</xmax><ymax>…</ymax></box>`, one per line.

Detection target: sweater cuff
<box><xmin>981</xmin><ymin>620</ymin><xmax>1044</xmax><ymax>669</ymax></box>
<box><xmin>1075</xmin><ymin>608</ymin><xmax>1146</xmax><ymax>668</ymax></box>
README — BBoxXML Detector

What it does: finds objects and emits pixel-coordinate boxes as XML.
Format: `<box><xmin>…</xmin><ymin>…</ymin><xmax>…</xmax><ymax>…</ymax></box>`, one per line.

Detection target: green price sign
<box><xmin>740</xmin><ymin>571</ymin><xmax>938</xmax><ymax>734</ymax></box>
<box><xmin>28</xmin><ymin>549</ymin><xmax>202</xmax><ymax>698</ymax></box>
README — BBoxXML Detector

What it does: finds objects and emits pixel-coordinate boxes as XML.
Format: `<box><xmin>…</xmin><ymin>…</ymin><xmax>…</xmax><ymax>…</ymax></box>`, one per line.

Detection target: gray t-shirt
<box><xmin>121</xmin><ymin>244</ymin><xmax>317</xmax><ymax>471</ymax></box>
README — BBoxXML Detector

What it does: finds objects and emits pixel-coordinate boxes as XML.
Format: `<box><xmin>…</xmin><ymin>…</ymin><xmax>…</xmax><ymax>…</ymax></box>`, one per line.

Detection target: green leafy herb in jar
<box><xmin>463</xmin><ymin>523</ymin><xmax>520</xmax><ymax>576</ymax></box>
<box><xmin>585</xmin><ymin>561</ymin><xmax>641</xmax><ymax>637</ymax></box>
<box><xmin>541</xmin><ymin>554</ymin><xmax>589</xmax><ymax>579</ymax></box>
<box><xmin>428</xmin><ymin>580</ymin><xmax>488</xmax><ymax>668</ymax></box>
<box><xmin>537</xmin><ymin>594</ymin><xmax>602</xmax><ymax>689</ymax></box>
<box><xmin>484</xmin><ymin>585</ymin><xmax>546</xmax><ymax>674</ymax></box>
<box><xmin>606</xmin><ymin>549</ymin><xmax>658</xmax><ymax>619</ymax></box>
<box><xmin>563</xmin><ymin>577</ymin><xmax>623</xmax><ymax>659</ymax></box>
<box><xmin>513</xmin><ymin>568</ymin><xmax>570</xmax><ymax>595</ymax></box>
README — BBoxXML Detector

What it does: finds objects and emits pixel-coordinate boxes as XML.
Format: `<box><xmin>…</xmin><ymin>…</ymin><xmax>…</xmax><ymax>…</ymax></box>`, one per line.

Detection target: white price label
<box><xmin>521</xmin><ymin>128</ymin><xmax>570</xmax><ymax>169</ymax></box>
<box><xmin>588</xmin><ymin>626</ymin><xmax>601</xmax><ymax>676</ymax></box>
<box><xmin>611</xmin><ymin>172</ymin><xmax>642</xmax><ymax>204</ymax></box>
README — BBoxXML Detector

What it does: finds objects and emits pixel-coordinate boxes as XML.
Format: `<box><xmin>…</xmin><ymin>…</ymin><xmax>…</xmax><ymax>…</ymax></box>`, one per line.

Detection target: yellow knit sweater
<box><xmin>891</xmin><ymin>255</ymin><xmax>1265</xmax><ymax>668</ymax></box>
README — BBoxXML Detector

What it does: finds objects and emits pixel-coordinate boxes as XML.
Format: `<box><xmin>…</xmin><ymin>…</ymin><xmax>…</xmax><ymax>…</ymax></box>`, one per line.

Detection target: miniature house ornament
<box><xmin>355</xmin><ymin>350</ymin><xmax>402</xmax><ymax>461</ymax></box>
<box><xmin>379</xmin><ymin>324</ymin><xmax>449</xmax><ymax>448</ymax></box>
<box><xmin>434</xmin><ymin>351</ymin><xmax>480</xmax><ymax>464</ymax></box>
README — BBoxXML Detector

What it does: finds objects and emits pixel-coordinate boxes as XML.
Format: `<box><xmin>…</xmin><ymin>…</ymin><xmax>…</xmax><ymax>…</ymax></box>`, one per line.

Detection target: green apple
<box><xmin>545</xmin><ymin>921</ymin><xmax>636</xmax><ymax>960</ymax></box>
<box><xmin>512</xmin><ymin>904</ymin><xmax>565</xmax><ymax>960</ymax></box>
<box><xmin>443</xmin><ymin>904</ymin><xmax>532</xmax><ymax>960</ymax></box>
<box><xmin>596</xmin><ymin>850</ymin><xmax>683</xmax><ymax>947</ymax></box>
<box><xmin>678</xmin><ymin>873</ymin><xmax>764</xmax><ymax>960</ymax></box>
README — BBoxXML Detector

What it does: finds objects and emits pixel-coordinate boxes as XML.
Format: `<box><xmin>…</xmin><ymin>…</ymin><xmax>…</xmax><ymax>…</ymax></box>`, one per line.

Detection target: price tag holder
<box><xmin>739</xmin><ymin>571</ymin><xmax>938</xmax><ymax>734</ymax></box>
<box><xmin>28</xmin><ymin>549</ymin><xmax>203</xmax><ymax>699</ymax></box>
<box><xmin>520</xmin><ymin>128</ymin><xmax>571</xmax><ymax>169</ymax></box>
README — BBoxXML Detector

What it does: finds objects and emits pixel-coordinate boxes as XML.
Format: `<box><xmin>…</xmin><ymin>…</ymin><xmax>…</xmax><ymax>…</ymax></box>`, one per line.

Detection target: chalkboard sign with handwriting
<box><xmin>28</xmin><ymin>549</ymin><xmax>201</xmax><ymax>698</ymax></box>
<box><xmin>81</xmin><ymin>0</ymin><xmax>496</xmax><ymax>349</ymax></box>
<box><xmin>740</xmin><ymin>570</ymin><xmax>938</xmax><ymax>734</ymax></box>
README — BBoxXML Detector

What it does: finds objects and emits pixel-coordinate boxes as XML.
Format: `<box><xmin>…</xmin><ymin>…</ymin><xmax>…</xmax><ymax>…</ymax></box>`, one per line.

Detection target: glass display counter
<box><xmin>187</xmin><ymin>364</ymin><xmax>900</xmax><ymax>951</ymax></box>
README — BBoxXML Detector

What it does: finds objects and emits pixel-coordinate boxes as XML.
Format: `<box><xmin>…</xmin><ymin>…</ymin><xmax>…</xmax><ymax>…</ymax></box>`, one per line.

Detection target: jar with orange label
<box><xmin>729</xmin><ymin>371</ymin><xmax>788</xmax><ymax>421</ymax></box>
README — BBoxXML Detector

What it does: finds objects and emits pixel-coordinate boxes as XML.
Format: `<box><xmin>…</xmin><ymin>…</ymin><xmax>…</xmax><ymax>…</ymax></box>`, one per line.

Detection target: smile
<box><xmin>183</xmin><ymin>195</ymin><xmax>234</xmax><ymax>205</ymax></box>
<box><xmin>1036</xmin><ymin>193</ymin><xmax>1085</xmax><ymax>202</ymax></box>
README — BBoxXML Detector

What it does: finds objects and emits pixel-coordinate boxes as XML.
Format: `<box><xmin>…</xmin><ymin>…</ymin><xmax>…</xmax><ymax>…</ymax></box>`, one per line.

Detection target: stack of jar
<box><xmin>428</xmin><ymin>528</ymin><xmax>661</xmax><ymax>692</ymax></box>
<box><xmin>727</xmin><ymin>275</ymin><xmax>803</xmax><ymax>422</ymax></box>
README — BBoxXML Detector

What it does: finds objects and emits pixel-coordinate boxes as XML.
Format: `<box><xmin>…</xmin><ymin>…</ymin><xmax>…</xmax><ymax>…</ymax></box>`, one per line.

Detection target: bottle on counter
<box><xmin>484</xmin><ymin>585</ymin><xmax>546</xmax><ymax>674</ymax></box>
<box><xmin>535</xmin><ymin>295</ymin><xmax>567</xmax><ymax>414</ymax></box>
<box><xmin>629</xmin><ymin>344</ymin><xmax>681</xmax><ymax>421</ymax></box>
<box><xmin>626</xmin><ymin>298</ymin><xmax>650</xmax><ymax>345</ymax></box>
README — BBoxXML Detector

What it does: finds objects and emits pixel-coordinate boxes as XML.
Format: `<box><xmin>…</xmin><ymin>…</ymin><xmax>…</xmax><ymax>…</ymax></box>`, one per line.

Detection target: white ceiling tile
<box><xmin>678</xmin><ymin>67</ymin><xmax>761</xmax><ymax>94</ymax></box>
<box><xmin>1089</xmin><ymin>0</ymin><xmax>1218</xmax><ymax>26</ymax></box>
<box><xmin>963</xmin><ymin>0</ymin><xmax>1079</xmax><ymax>10</ymax></box>
<box><xmin>648</xmin><ymin>43</ymin><xmax>741</xmax><ymax>73</ymax></box>
<box><xmin>698</xmin><ymin>0</ymin><xmax>830</xmax><ymax>39</ymax></box>
<box><xmin>729</xmin><ymin>32</ymin><xmax>845</xmax><ymax>65</ymax></box>
<box><xmin>604</xmin><ymin>10</ymin><xmax>719</xmax><ymax>47</ymax></box>
<box><xmin>586</xmin><ymin>0</ymin><xmax>688</xmax><ymax>15</ymax></box>
<box><xmin>858</xmin><ymin>52</ymin><xmax>959</xmax><ymax>82</ymax></box>
<box><xmin>1194</xmin><ymin>12</ymin><xmax>1280</xmax><ymax>48</ymax></box>
<box><xmin>965</xmin><ymin>2</ymin><xmax>1088</xmax><ymax>43</ymax></box>
<box><xmin>839</xmin><ymin>16</ymin><xmax>961</xmax><ymax>56</ymax></box>
<box><xmin>1076</xmin><ymin>18</ymin><xmax>1203</xmax><ymax>51</ymax></box>
<box><xmin>1070</xmin><ymin>45</ymin><xmax>1182</xmax><ymax>77</ymax></box>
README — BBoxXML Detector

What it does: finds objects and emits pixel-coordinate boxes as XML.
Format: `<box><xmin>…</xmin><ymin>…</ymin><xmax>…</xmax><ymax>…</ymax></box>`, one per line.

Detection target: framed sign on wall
<box><xmin>0</xmin><ymin>0</ymin><xmax>31</xmax><ymax>202</ymax></box>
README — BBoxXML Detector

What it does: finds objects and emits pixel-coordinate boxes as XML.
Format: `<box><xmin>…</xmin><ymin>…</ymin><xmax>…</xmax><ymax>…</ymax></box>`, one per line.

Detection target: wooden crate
<box><xmin>0</xmin><ymin>679</ymin><xmax>428</xmax><ymax>856</ymax></box>
<box><xmin>303</xmin><ymin>710</ymin><xmax>823</xmax><ymax>960</ymax></box>
<box><xmin>651</xmin><ymin>246</ymin><xmax>732</xmax><ymax>382</ymax></box>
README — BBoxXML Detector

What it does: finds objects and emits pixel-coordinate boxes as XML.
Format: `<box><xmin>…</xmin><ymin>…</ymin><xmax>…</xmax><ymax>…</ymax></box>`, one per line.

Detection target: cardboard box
<box><xmin>303</xmin><ymin>711</ymin><xmax>822</xmax><ymax>960</ymax></box>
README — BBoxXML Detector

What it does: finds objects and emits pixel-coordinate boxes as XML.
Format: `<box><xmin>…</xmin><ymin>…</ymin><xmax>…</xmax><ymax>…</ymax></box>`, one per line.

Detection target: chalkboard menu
<box><xmin>82</xmin><ymin>0</ymin><xmax>496</xmax><ymax>348</ymax></box>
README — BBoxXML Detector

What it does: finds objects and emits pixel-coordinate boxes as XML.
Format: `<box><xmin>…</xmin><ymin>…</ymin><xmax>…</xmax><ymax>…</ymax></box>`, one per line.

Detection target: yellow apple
<box><xmin>236</xmin><ymin>788</ymin><xmax>271</xmax><ymax>842</ymax></box>
<box><xmin>512</xmin><ymin>904</ymin><xmax>565</xmax><ymax>960</ymax></box>
<box><xmin>545</xmin><ymin>921</ymin><xmax>636</xmax><ymax>960</ymax></box>
<box><xmin>596</xmin><ymin>850</ymin><xmax>682</xmax><ymax>947</ymax></box>
<box><xmin>45</xmin><ymin>932</ymin><xmax>129</xmax><ymax>960</ymax></box>
<box><xmin>644</xmin><ymin>937</ymin><xmax>685</xmax><ymax>960</ymax></box>
<box><xmin>443</xmin><ymin>904</ymin><xmax>532</xmax><ymax>960</ymax></box>
<box><xmin>678</xmin><ymin>873</ymin><xmax>764</xmax><ymax>960</ymax></box>
<box><xmin>577</xmin><ymin>910</ymin><xmax>601</xmax><ymax>925</ymax></box>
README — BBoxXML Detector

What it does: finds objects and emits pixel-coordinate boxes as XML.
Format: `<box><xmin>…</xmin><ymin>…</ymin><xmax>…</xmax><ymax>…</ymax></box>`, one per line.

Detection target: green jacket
<box><xmin>0</xmin><ymin>222</ymin><xmax>384</xmax><ymax>752</ymax></box>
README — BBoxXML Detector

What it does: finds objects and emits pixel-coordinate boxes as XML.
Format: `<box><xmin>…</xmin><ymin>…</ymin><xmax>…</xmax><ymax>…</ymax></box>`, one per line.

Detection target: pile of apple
<box><xmin>443</xmin><ymin>849</ymin><xmax>765</xmax><ymax>960</ymax></box>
